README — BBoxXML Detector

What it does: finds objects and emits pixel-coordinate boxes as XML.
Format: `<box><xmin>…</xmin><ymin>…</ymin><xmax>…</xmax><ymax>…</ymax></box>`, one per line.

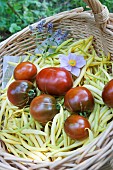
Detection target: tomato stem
<box><xmin>56</xmin><ymin>103</ymin><xmax>61</xmax><ymax>110</ymax></box>
<box><xmin>28</xmin><ymin>89</ymin><xmax>37</xmax><ymax>98</ymax></box>
<box><xmin>79</xmin><ymin>112</ymin><xmax>89</xmax><ymax>118</ymax></box>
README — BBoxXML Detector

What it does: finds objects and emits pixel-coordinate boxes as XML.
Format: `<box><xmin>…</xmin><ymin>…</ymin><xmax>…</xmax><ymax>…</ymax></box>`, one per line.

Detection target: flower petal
<box><xmin>59</xmin><ymin>54</ymin><xmax>72</xmax><ymax>70</ymax></box>
<box><xmin>62</xmin><ymin>65</ymin><xmax>72</xmax><ymax>71</ymax></box>
<box><xmin>59</xmin><ymin>54</ymin><xmax>69</xmax><ymax>63</ymax></box>
<box><xmin>60</xmin><ymin>62</ymin><xmax>69</xmax><ymax>68</ymax></box>
<box><xmin>71</xmin><ymin>67</ymin><xmax>80</xmax><ymax>77</ymax></box>
<box><xmin>76</xmin><ymin>56</ymin><xmax>86</xmax><ymax>68</ymax></box>
<box><xmin>59</xmin><ymin>55</ymin><xmax>69</xmax><ymax>68</ymax></box>
<box><xmin>68</xmin><ymin>53</ymin><xmax>77</xmax><ymax>60</ymax></box>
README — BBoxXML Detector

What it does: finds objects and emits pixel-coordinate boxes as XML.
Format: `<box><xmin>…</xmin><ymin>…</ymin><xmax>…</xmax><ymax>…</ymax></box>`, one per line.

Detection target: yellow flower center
<box><xmin>68</xmin><ymin>59</ymin><xmax>76</xmax><ymax>66</ymax></box>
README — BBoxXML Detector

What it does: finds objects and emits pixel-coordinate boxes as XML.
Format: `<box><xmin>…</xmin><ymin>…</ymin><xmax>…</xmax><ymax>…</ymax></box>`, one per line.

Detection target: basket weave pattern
<box><xmin>0</xmin><ymin>0</ymin><xmax>113</xmax><ymax>169</ymax></box>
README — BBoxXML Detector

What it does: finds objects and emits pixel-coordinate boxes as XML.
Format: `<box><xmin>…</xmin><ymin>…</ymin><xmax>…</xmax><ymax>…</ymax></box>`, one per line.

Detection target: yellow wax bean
<box><xmin>86</xmin><ymin>72</ymin><xmax>108</xmax><ymax>82</ymax></box>
<box><xmin>1</xmin><ymin>118</ymin><xmax>34</xmax><ymax>134</ymax></box>
<box><xmin>0</xmin><ymin>93</ymin><xmax>7</xmax><ymax>100</ymax></box>
<box><xmin>30</xmin><ymin>55</ymin><xmax>37</xmax><ymax>63</ymax></box>
<box><xmin>88</xmin><ymin>104</ymin><xmax>97</xmax><ymax>124</ymax></box>
<box><xmin>22</xmin><ymin>112</ymin><xmax>28</xmax><ymax>126</ymax></box>
<box><xmin>59</xmin><ymin>49</ymin><xmax>68</xmax><ymax>55</ymax></box>
<box><xmin>39</xmin><ymin>58</ymin><xmax>45</xmax><ymax>67</ymax></box>
<box><xmin>81</xmin><ymin>38</ymin><xmax>93</xmax><ymax>53</ymax></box>
<box><xmin>55</xmin><ymin>118</ymin><xmax>63</xmax><ymax>140</ymax></box>
<box><xmin>55</xmin><ymin>106</ymin><xmax>65</xmax><ymax>140</ymax></box>
<box><xmin>44</xmin><ymin>122</ymin><xmax>51</xmax><ymax>143</ymax></box>
<box><xmin>50</xmin><ymin>114</ymin><xmax>60</xmax><ymax>145</ymax></box>
<box><xmin>5</xmin><ymin>143</ymin><xmax>19</xmax><ymax>157</ymax></box>
<box><xmin>83</xmin><ymin>84</ymin><xmax>102</xmax><ymax>96</ymax></box>
<box><xmin>101</xmin><ymin>110</ymin><xmax>112</xmax><ymax>121</ymax></box>
<box><xmin>21</xmin><ymin>114</ymin><xmax>24</xmax><ymax>128</ymax></box>
<box><xmin>1</xmin><ymin>135</ymin><xmax>21</xmax><ymax>145</ymax></box>
<box><xmin>17</xmin><ymin>133</ymin><xmax>34</xmax><ymax>146</ymax></box>
<box><xmin>15</xmin><ymin>118</ymin><xmax>21</xmax><ymax>128</ymax></box>
<box><xmin>23</xmin><ymin>53</ymin><xmax>31</xmax><ymax>61</ymax></box>
<box><xmin>0</xmin><ymin>100</ymin><xmax>7</xmax><ymax>126</ymax></box>
<box><xmin>21</xmin><ymin>129</ymin><xmax>47</xmax><ymax>136</ymax></box>
<box><xmin>3</xmin><ymin>107</ymin><xmax>9</xmax><ymax>128</ymax></box>
<box><xmin>1</xmin><ymin>133</ymin><xmax>19</xmax><ymax>142</ymax></box>
<box><xmin>58</xmin><ymin>140</ymin><xmax>64</xmax><ymax>148</ymax></box>
<box><xmin>94</xmin><ymin>104</ymin><xmax>100</xmax><ymax>133</ymax></box>
<box><xmin>55</xmin><ymin>38</ymin><xmax>73</xmax><ymax>52</ymax></box>
<box><xmin>15</xmin><ymin>144</ymin><xmax>42</xmax><ymax>161</ymax></box>
<box><xmin>35</xmin><ymin>56</ymin><xmax>42</xmax><ymax>65</ymax></box>
<box><xmin>94</xmin><ymin>99</ymin><xmax>104</xmax><ymax>105</ymax></box>
<box><xmin>100</xmin><ymin>115</ymin><xmax>113</xmax><ymax>127</ymax></box>
<box><xmin>87</xmin><ymin>128</ymin><xmax>94</xmax><ymax>143</ymax></box>
<box><xmin>90</xmin><ymin>61</ymin><xmax>112</xmax><ymax>67</ymax></box>
<box><xmin>35</xmin><ymin>121</ymin><xmax>43</xmax><ymax>130</ymax></box>
<box><xmin>30</xmin><ymin>120</ymin><xmax>36</xmax><ymax>129</ymax></box>
<box><xmin>67</xmin><ymin>36</ymin><xmax>93</xmax><ymax>50</ymax></box>
<box><xmin>62</xmin><ymin>129</ymin><xmax>68</xmax><ymax>147</ymax></box>
<box><xmin>47</xmin><ymin>57</ymin><xmax>54</xmax><ymax>66</ymax></box>
<box><xmin>47</xmin><ymin>141</ymin><xmax>85</xmax><ymax>158</ymax></box>
<box><xmin>73</xmin><ymin>56</ymin><xmax>94</xmax><ymax>87</ymax></box>
<box><xmin>52</xmin><ymin>150</ymin><xmax>75</xmax><ymax>157</ymax></box>
<box><xmin>99</xmin><ymin>106</ymin><xmax>109</xmax><ymax>119</ymax></box>
<box><xmin>29</xmin><ymin>134</ymin><xmax>40</xmax><ymax>147</ymax></box>
<box><xmin>32</xmin><ymin>151</ymin><xmax>50</xmax><ymax>161</ymax></box>
<box><xmin>19</xmin><ymin>137</ymin><xmax>48</xmax><ymax>152</ymax></box>
<box><xmin>53</xmin><ymin>58</ymin><xmax>60</xmax><ymax>64</ymax></box>
<box><xmin>15</xmin><ymin>148</ymin><xmax>27</xmax><ymax>158</ymax></box>
<box><xmin>100</xmin><ymin>67</ymin><xmax>112</xmax><ymax>81</ymax></box>
<box><xmin>7</xmin><ymin>61</ymin><xmax>18</xmax><ymax>67</ymax></box>
<box><xmin>88</xmin><ymin>80</ymin><xmax>103</xmax><ymax>91</ymax></box>
<box><xmin>56</xmin><ymin>135</ymin><xmax>63</xmax><ymax>146</ymax></box>
<box><xmin>35</xmin><ymin>134</ymin><xmax>45</xmax><ymax>147</ymax></box>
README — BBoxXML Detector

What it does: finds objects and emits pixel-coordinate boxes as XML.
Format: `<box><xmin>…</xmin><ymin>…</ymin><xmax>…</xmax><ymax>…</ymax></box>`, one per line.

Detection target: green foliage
<box><xmin>0</xmin><ymin>0</ymin><xmax>113</xmax><ymax>41</ymax></box>
<box><xmin>9</xmin><ymin>23</ymin><xmax>21</xmax><ymax>33</ymax></box>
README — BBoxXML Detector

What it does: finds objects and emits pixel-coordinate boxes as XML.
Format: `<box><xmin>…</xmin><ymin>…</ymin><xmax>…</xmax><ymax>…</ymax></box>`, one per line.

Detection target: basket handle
<box><xmin>83</xmin><ymin>0</ymin><xmax>109</xmax><ymax>28</ymax></box>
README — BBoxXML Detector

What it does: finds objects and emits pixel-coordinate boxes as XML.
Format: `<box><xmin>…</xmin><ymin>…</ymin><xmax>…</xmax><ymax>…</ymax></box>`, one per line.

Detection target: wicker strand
<box><xmin>94</xmin><ymin>6</ymin><xmax>109</xmax><ymax>24</ymax></box>
<box><xmin>83</xmin><ymin>0</ymin><xmax>109</xmax><ymax>29</ymax></box>
<box><xmin>83</xmin><ymin>0</ymin><xmax>104</xmax><ymax>14</ymax></box>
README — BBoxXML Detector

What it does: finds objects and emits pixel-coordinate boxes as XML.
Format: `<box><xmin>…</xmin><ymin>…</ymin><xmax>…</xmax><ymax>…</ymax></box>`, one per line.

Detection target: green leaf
<box><xmin>9</xmin><ymin>23</ymin><xmax>21</xmax><ymax>33</ymax></box>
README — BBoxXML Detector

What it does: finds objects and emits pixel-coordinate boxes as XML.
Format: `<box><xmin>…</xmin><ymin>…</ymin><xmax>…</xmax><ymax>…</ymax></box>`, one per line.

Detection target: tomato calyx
<box><xmin>79</xmin><ymin>112</ymin><xmax>90</xmax><ymax>118</ymax></box>
<box><xmin>56</xmin><ymin>103</ymin><xmax>61</xmax><ymax>110</ymax></box>
<box><xmin>28</xmin><ymin>89</ymin><xmax>37</xmax><ymax>98</ymax></box>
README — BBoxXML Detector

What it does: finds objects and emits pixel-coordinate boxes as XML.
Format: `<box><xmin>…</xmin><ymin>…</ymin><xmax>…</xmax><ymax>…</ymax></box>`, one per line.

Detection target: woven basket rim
<box><xmin>0</xmin><ymin>3</ymin><xmax>113</xmax><ymax>170</ymax></box>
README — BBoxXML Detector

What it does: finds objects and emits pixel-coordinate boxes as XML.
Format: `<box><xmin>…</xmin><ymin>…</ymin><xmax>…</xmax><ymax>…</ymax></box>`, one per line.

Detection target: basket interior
<box><xmin>0</xmin><ymin>9</ymin><xmax>113</xmax><ymax>170</ymax></box>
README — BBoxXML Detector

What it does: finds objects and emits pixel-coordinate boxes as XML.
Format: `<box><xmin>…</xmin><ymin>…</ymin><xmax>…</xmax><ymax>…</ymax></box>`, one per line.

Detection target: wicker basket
<box><xmin>0</xmin><ymin>0</ymin><xmax>113</xmax><ymax>169</ymax></box>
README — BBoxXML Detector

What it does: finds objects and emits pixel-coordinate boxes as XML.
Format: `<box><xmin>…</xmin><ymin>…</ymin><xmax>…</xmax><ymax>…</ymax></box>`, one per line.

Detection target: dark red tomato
<box><xmin>30</xmin><ymin>94</ymin><xmax>58</xmax><ymax>124</ymax></box>
<box><xmin>64</xmin><ymin>115</ymin><xmax>91</xmax><ymax>140</ymax></box>
<box><xmin>64</xmin><ymin>86</ymin><xmax>94</xmax><ymax>113</ymax></box>
<box><xmin>36</xmin><ymin>67</ymin><xmax>73</xmax><ymax>96</ymax></box>
<box><xmin>7</xmin><ymin>80</ymin><xmax>37</xmax><ymax>108</ymax></box>
<box><xmin>14</xmin><ymin>61</ymin><xmax>37</xmax><ymax>81</ymax></box>
<box><xmin>102</xmin><ymin>79</ymin><xmax>113</xmax><ymax>108</ymax></box>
